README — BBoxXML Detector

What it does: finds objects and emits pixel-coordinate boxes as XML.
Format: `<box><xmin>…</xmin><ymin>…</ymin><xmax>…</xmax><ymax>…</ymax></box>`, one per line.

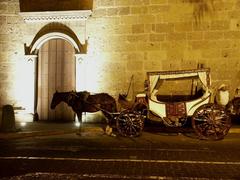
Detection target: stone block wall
<box><xmin>0</xmin><ymin>0</ymin><xmax>240</xmax><ymax>110</ymax></box>
<box><xmin>88</xmin><ymin>0</ymin><xmax>240</xmax><ymax>97</ymax></box>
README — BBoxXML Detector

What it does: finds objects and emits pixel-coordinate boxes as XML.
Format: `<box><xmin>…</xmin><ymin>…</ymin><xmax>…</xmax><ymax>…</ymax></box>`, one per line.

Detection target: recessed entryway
<box><xmin>37</xmin><ymin>39</ymin><xmax>76</xmax><ymax>122</ymax></box>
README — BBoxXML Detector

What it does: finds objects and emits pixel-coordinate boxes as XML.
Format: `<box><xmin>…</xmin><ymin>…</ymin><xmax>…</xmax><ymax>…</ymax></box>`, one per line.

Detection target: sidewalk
<box><xmin>0</xmin><ymin>121</ymin><xmax>112</xmax><ymax>140</ymax></box>
<box><xmin>0</xmin><ymin>121</ymin><xmax>240</xmax><ymax>140</ymax></box>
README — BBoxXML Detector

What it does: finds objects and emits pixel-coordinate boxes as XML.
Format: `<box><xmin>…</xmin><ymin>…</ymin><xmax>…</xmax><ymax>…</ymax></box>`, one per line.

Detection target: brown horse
<box><xmin>50</xmin><ymin>91</ymin><xmax>117</xmax><ymax>126</ymax></box>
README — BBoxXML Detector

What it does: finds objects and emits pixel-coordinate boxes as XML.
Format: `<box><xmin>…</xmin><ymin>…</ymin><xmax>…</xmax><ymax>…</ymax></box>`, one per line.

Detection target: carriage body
<box><xmin>117</xmin><ymin>68</ymin><xmax>231</xmax><ymax>140</ymax></box>
<box><xmin>146</xmin><ymin>69</ymin><xmax>211</xmax><ymax>124</ymax></box>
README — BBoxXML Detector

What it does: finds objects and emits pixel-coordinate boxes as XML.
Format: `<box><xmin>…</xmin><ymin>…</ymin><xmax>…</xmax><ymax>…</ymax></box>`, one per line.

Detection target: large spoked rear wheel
<box><xmin>192</xmin><ymin>103</ymin><xmax>231</xmax><ymax>140</ymax></box>
<box><xmin>116</xmin><ymin>109</ymin><xmax>144</xmax><ymax>137</ymax></box>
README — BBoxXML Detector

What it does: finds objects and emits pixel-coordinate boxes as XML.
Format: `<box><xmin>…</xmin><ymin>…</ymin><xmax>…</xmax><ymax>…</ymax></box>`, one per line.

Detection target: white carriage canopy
<box><xmin>148</xmin><ymin>69</ymin><xmax>210</xmax><ymax>94</ymax></box>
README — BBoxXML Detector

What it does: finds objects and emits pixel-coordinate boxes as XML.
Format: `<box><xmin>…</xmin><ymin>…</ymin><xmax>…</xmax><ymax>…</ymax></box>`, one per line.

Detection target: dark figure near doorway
<box><xmin>50</xmin><ymin>91</ymin><xmax>117</xmax><ymax>128</ymax></box>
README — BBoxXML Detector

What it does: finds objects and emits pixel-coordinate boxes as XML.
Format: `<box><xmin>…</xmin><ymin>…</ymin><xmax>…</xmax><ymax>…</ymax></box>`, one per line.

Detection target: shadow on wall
<box><xmin>184</xmin><ymin>0</ymin><xmax>214</xmax><ymax>24</ymax></box>
<box><xmin>19</xmin><ymin>0</ymin><xmax>93</xmax><ymax>12</ymax></box>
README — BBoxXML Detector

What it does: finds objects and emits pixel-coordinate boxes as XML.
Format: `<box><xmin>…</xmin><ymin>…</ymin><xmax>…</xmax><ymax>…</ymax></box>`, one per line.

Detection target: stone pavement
<box><xmin>0</xmin><ymin>120</ymin><xmax>240</xmax><ymax>140</ymax></box>
<box><xmin>0</xmin><ymin>121</ymin><xmax>110</xmax><ymax>140</ymax></box>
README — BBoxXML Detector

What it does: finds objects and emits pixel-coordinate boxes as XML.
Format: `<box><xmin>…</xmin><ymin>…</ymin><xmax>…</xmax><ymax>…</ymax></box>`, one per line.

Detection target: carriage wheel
<box><xmin>192</xmin><ymin>103</ymin><xmax>231</xmax><ymax>140</ymax></box>
<box><xmin>116</xmin><ymin>109</ymin><xmax>144</xmax><ymax>137</ymax></box>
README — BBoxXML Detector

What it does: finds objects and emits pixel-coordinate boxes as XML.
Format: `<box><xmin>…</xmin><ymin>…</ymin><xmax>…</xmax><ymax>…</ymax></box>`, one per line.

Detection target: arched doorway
<box><xmin>37</xmin><ymin>39</ymin><xmax>75</xmax><ymax>122</ymax></box>
<box><xmin>24</xmin><ymin>23</ymin><xmax>88</xmax><ymax>121</ymax></box>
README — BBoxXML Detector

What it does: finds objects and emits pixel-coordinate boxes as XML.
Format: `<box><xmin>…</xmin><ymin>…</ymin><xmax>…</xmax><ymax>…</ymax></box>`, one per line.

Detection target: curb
<box><xmin>0</xmin><ymin>126</ymin><xmax>240</xmax><ymax>140</ymax></box>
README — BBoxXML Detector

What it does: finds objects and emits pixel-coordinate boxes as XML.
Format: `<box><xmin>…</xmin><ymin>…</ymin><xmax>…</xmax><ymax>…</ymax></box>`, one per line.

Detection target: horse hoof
<box><xmin>105</xmin><ymin>125</ymin><xmax>113</xmax><ymax>136</ymax></box>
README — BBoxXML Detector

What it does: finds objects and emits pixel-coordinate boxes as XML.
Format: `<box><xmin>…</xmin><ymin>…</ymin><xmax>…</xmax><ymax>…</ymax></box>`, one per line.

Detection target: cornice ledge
<box><xmin>19</xmin><ymin>10</ymin><xmax>92</xmax><ymax>23</ymax></box>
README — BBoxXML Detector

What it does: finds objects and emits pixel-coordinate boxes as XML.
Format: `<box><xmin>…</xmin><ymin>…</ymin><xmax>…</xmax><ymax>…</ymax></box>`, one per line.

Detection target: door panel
<box><xmin>38</xmin><ymin>39</ymin><xmax>75</xmax><ymax>122</ymax></box>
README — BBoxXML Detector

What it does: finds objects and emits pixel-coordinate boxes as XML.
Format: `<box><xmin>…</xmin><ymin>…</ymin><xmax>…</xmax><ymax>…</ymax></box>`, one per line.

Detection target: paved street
<box><xmin>0</xmin><ymin>122</ymin><xmax>240</xmax><ymax>179</ymax></box>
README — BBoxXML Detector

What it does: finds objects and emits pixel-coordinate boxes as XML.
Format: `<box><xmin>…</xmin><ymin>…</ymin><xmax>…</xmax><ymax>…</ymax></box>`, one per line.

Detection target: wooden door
<box><xmin>37</xmin><ymin>39</ymin><xmax>76</xmax><ymax>122</ymax></box>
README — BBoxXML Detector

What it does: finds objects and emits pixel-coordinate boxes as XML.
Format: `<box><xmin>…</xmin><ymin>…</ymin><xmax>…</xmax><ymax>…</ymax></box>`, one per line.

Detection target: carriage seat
<box><xmin>154</xmin><ymin>89</ymin><xmax>204</xmax><ymax>103</ymax></box>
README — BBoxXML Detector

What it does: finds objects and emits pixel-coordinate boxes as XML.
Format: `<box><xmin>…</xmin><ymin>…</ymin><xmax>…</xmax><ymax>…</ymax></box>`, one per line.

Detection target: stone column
<box><xmin>75</xmin><ymin>54</ymin><xmax>87</xmax><ymax>92</ymax></box>
<box><xmin>24</xmin><ymin>55</ymin><xmax>38</xmax><ymax>122</ymax></box>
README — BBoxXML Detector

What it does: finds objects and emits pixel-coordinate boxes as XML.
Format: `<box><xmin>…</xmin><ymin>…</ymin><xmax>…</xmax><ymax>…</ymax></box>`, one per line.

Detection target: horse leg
<box><xmin>103</xmin><ymin>101</ymin><xmax>117</xmax><ymax>125</ymax></box>
<box><xmin>76</xmin><ymin>112</ymin><xmax>83</xmax><ymax>135</ymax></box>
<box><xmin>102</xmin><ymin>105</ymin><xmax>116</xmax><ymax>136</ymax></box>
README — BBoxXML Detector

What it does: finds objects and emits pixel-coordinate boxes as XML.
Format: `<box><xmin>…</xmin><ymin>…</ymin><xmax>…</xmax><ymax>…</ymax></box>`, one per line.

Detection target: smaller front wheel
<box><xmin>116</xmin><ymin>109</ymin><xmax>144</xmax><ymax>137</ymax></box>
<box><xmin>192</xmin><ymin>103</ymin><xmax>231</xmax><ymax>140</ymax></box>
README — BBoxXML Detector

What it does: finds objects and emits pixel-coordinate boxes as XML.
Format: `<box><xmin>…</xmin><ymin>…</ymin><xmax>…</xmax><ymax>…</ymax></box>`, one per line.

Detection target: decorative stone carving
<box><xmin>19</xmin><ymin>10</ymin><xmax>92</xmax><ymax>23</ymax></box>
<box><xmin>75</xmin><ymin>54</ymin><xmax>87</xmax><ymax>63</ymax></box>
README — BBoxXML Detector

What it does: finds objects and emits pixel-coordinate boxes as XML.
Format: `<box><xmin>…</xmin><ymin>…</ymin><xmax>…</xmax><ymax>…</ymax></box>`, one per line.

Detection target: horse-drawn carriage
<box><xmin>51</xmin><ymin>68</ymin><xmax>232</xmax><ymax>140</ymax></box>
<box><xmin>117</xmin><ymin>68</ymin><xmax>231</xmax><ymax>140</ymax></box>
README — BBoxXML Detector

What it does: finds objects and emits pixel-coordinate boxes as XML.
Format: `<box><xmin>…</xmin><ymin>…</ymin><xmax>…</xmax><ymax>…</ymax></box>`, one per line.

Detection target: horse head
<box><xmin>50</xmin><ymin>91</ymin><xmax>61</xmax><ymax>109</ymax></box>
<box><xmin>51</xmin><ymin>91</ymin><xmax>80</xmax><ymax>109</ymax></box>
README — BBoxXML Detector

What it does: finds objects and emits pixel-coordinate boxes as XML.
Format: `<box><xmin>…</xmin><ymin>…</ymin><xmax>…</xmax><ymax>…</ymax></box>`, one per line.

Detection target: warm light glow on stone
<box><xmin>13</xmin><ymin>59</ymin><xmax>34</xmax><ymax>113</ymax></box>
<box><xmin>75</xmin><ymin>121</ymin><xmax>81</xmax><ymax>127</ymax></box>
<box><xmin>20</xmin><ymin>122</ymin><xmax>27</xmax><ymax>127</ymax></box>
<box><xmin>76</xmin><ymin>53</ymin><xmax>106</xmax><ymax>93</ymax></box>
<box><xmin>2</xmin><ymin>0</ymin><xmax>240</xmax><ymax>124</ymax></box>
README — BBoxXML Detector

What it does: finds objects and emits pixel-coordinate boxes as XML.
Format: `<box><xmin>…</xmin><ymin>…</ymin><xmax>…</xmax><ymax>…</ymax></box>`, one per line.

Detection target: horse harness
<box><xmin>67</xmin><ymin>91</ymin><xmax>113</xmax><ymax>117</ymax></box>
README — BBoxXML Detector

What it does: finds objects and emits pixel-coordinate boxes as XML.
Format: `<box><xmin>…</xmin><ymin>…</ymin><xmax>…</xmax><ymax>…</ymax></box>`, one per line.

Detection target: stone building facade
<box><xmin>0</xmin><ymin>0</ymin><xmax>240</xmax><ymax>121</ymax></box>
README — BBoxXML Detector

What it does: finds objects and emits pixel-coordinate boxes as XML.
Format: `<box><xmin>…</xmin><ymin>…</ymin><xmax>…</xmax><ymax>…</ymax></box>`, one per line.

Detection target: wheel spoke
<box><xmin>196</xmin><ymin>122</ymin><xmax>210</xmax><ymax>134</ymax></box>
<box><xmin>194</xmin><ymin>114</ymin><xmax>208</xmax><ymax>121</ymax></box>
<box><xmin>116</xmin><ymin>110</ymin><xmax>144</xmax><ymax>137</ymax></box>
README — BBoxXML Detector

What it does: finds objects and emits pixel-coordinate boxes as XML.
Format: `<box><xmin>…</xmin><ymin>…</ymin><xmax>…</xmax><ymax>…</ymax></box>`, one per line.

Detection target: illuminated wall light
<box><xmin>15</xmin><ymin>108</ymin><xmax>34</xmax><ymax>123</ymax></box>
<box><xmin>75</xmin><ymin>121</ymin><xmax>81</xmax><ymax>127</ymax></box>
<box><xmin>20</xmin><ymin>122</ymin><xmax>27</xmax><ymax>127</ymax></box>
<box><xmin>74</xmin><ymin>114</ymin><xmax>83</xmax><ymax>126</ymax></box>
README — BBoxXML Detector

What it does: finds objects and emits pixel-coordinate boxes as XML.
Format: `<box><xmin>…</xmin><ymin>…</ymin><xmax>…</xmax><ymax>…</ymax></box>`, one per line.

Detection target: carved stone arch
<box><xmin>25</xmin><ymin>22</ymin><xmax>87</xmax><ymax>55</ymax></box>
<box><xmin>30</xmin><ymin>32</ymin><xmax>80</xmax><ymax>54</ymax></box>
